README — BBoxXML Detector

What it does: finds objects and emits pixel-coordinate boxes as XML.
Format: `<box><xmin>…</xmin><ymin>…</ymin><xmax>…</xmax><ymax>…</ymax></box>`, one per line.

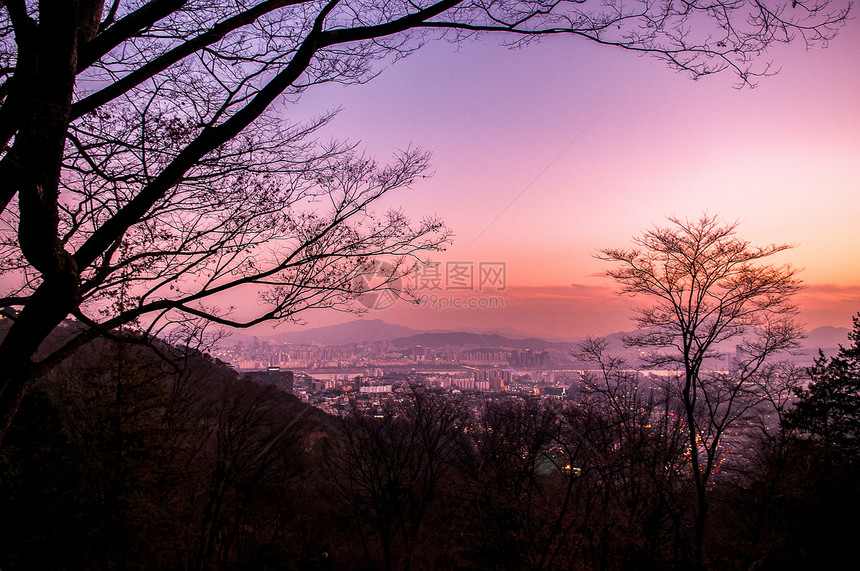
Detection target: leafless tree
<box><xmin>711</xmin><ymin>361</ymin><xmax>806</xmax><ymax>568</ymax></box>
<box><xmin>40</xmin><ymin>339</ymin><xmax>319</xmax><ymax>568</ymax></box>
<box><xmin>324</xmin><ymin>388</ymin><xmax>467</xmax><ymax>570</ymax></box>
<box><xmin>0</xmin><ymin>1</ymin><xmax>848</xmax><ymax>443</ymax></box>
<box><xmin>576</xmin><ymin>337</ymin><xmax>692</xmax><ymax>567</ymax></box>
<box><xmin>598</xmin><ymin>214</ymin><xmax>804</xmax><ymax>568</ymax></box>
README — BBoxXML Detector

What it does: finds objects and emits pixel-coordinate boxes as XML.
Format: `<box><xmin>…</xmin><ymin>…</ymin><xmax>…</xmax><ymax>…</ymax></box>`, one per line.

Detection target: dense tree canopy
<box><xmin>789</xmin><ymin>313</ymin><xmax>860</xmax><ymax>454</ymax></box>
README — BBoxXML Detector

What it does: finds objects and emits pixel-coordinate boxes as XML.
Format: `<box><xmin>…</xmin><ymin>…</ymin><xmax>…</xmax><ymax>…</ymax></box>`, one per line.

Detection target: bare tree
<box><xmin>0</xmin><ymin>1</ymin><xmax>848</xmax><ymax>442</ymax></box>
<box><xmin>712</xmin><ymin>361</ymin><xmax>806</xmax><ymax>568</ymax></box>
<box><xmin>324</xmin><ymin>388</ymin><xmax>467</xmax><ymax>570</ymax></box>
<box><xmin>576</xmin><ymin>337</ymin><xmax>692</xmax><ymax>567</ymax></box>
<box><xmin>598</xmin><ymin>214</ymin><xmax>804</xmax><ymax>568</ymax></box>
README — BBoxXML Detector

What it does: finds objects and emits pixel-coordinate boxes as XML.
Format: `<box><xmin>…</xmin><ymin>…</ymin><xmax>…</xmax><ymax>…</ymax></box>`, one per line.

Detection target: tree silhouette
<box><xmin>576</xmin><ymin>337</ymin><xmax>693</xmax><ymax>567</ymax></box>
<box><xmin>725</xmin><ymin>315</ymin><xmax>860</xmax><ymax>569</ymax></box>
<box><xmin>599</xmin><ymin>214</ymin><xmax>804</xmax><ymax>568</ymax></box>
<box><xmin>325</xmin><ymin>388</ymin><xmax>467</xmax><ymax>570</ymax></box>
<box><xmin>0</xmin><ymin>336</ymin><xmax>327</xmax><ymax>569</ymax></box>
<box><xmin>790</xmin><ymin>313</ymin><xmax>860</xmax><ymax>454</ymax></box>
<box><xmin>0</xmin><ymin>1</ymin><xmax>848</xmax><ymax>442</ymax></box>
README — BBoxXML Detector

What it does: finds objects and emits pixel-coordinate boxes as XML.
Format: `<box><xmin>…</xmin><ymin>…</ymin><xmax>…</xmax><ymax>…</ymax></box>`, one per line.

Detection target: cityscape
<box><xmin>215</xmin><ymin>318</ymin><xmax>847</xmax><ymax>415</ymax></box>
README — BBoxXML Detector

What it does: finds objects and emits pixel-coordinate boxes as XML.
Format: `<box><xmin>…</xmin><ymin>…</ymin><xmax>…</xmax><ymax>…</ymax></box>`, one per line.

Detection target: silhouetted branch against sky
<box><xmin>598</xmin><ymin>214</ymin><xmax>804</xmax><ymax>385</ymax></box>
<box><xmin>599</xmin><ymin>213</ymin><xmax>806</xmax><ymax>566</ymax></box>
<box><xmin>0</xmin><ymin>0</ymin><xmax>849</xmax><ymax>441</ymax></box>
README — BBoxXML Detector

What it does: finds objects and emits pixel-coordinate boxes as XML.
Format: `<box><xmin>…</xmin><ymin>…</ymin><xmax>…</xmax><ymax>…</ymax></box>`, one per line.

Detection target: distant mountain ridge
<box><xmin>804</xmin><ymin>325</ymin><xmax>852</xmax><ymax>350</ymax></box>
<box><xmin>390</xmin><ymin>331</ymin><xmax>576</xmax><ymax>351</ymax></box>
<box><xmin>219</xmin><ymin>319</ymin><xmax>850</xmax><ymax>354</ymax></box>
<box><xmin>264</xmin><ymin>319</ymin><xmax>422</xmax><ymax>345</ymax></box>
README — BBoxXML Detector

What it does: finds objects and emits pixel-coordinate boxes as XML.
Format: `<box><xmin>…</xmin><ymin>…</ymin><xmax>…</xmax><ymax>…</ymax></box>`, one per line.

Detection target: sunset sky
<box><xmin>259</xmin><ymin>7</ymin><xmax>860</xmax><ymax>340</ymax></box>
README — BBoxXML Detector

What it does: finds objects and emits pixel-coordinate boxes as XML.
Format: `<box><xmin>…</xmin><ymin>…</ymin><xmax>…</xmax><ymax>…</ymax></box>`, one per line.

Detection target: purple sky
<box><xmin>248</xmin><ymin>10</ymin><xmax>860</xmax><ymax>339</ymax></box>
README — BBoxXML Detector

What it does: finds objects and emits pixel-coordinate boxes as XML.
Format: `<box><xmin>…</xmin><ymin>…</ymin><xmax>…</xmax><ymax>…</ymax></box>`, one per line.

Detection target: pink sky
<box><xmin>250</xmin><ymin>10</ymin><xmax>860</xmax><ymax>339</ymax></box>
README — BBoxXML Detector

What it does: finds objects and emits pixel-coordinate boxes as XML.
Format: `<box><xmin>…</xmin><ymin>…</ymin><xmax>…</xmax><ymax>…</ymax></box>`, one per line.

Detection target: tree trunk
<box><xmin>693</xmin><ymin>486</ymin><xmax>708</xmax><ymax>570</ymax></box>
<box><xmin>0</xmin><ymin>279</ymin><xmax>77</xmax><ymax>443</ymax></box>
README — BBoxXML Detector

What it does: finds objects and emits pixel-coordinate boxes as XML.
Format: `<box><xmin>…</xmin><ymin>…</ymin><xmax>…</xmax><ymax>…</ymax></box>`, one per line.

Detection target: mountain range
<box><xmin>220</xmin><ymin>318</ymin><xmax>851</xmax><ymax>354</ymax></box>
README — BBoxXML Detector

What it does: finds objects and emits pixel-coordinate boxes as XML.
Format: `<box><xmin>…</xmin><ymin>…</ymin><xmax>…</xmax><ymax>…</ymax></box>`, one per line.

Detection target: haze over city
<box><xmin>227</xmin><ymin>10</ymin><xmax>860</xmax><ymax>340</ymax></box>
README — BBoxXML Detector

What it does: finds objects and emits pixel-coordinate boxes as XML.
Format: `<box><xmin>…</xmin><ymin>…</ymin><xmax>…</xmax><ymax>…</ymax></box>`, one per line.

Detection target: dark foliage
<box><xmin>0</xmin><ymin>337</ymin><xmax>333</xmax><ymax>570</ymax></box>
<box><xmin>4</xmin><ymin>316</ymin><xmax>860</xmax><ymax>570</ymax></box>
<box><xmin>788</xmin><ymin>313</ymin><xmax>860</xmax><ymax>454</ymax></box>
